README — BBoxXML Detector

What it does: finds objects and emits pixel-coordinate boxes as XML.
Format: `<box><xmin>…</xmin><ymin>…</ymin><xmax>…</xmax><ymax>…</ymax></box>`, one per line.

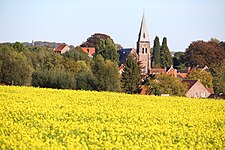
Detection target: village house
<box><xmin>182</xmin><ymin>80</ymin><xmax>214</xmax><ymax>98</ymax></box>
<box><xmin>81</xmin><ymin>47</ymin><xmax>95</xmax><ymax>58</ymax></box>
<box><xmin>54</xmin><ymin>44</ymin><xmax>70</xmax><ymax>54</ymax></box>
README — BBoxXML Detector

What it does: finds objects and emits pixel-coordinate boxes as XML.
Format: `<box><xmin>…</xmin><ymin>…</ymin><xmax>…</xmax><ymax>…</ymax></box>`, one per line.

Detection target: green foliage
<box><xmin>0</xmin><ymin>49</ymin><xmax>32</xmax><ymax>85</ymax></box>
<box><xmin>95</xmin><ymin>38</ymin><xmax>119</xmax><ymax>62</ymax></box>
<box><xmin>81</xmin><ymin>33</ymin><xmax>111</xmax><ymax>47</ymax></box>
<box><xmin>186</xmin><ymin>68</ymin><xmax>213</xmax><ymax>88</ymax></box>
<box><xmin>152</xmin><ymin>36</ymin><xmax>161</xmax><ymax>67</ymax></box>
<box><xmin>211</xmin><ymin>59</ymin><xmax>225</xmax><ymax>94</ymax></box>
<box><xmin>62</xmin><ymin>46</ymin><xmax>90</xmax><ymax>64</ymax></box>
<box><xmin>115</xmin><ymin>43</ymin><xmax>123</xmax><ymax>50</ymax></box>
<box><xmin>185</xmin><ymin>40</ymin><xmax>225</xmax><ymax>68</ymax></box>
<box><xmin>75</xmin><ymin>61</ymin><xmax>95</xmax><ymax>90</ymax></box>
<box><xmin>40</xmin><ymin>49</ymin><xmax>64</xmax><ymax>69</ymax></box>
<box><xmin>92</xmin><ymin>55</ymin><xmax>121</xmax><ymax>92</ymax></box>
<box><xmin>81</xmin><ymin>33</ymin><xmax>119</xmax><ymax>62</ymax></box>
<box><xmin>0</xmin><ymin>45</ymin><xmax>12</xmax><ymax>71</ymax></box>
<box><xmin>32</xmin><ymin>67</ymin><xmax>76</xmax><ymax>89</ymax></box>
<box><xmin>160</xmin><ymin>37</ymin><xmax>173</xmax><ymax>68</ymax></box>
<box><xmin>147</xmin><ymin>74</ymin><xmax>187</xmax><ymax>96</ymax></box>
<box><xmin>121</xmin><ymin>55</ymin><xmax>141</xmax><ymax>94</ymax></box>
<box><xmin>13</xmin><ymin>42</ymin><xmax>28</xmax><ymax>52</ymax></box>
<box><xmin>173</xmin><ymin>52</ymin><xmax>186</xmax><ymax>70</ymax></box>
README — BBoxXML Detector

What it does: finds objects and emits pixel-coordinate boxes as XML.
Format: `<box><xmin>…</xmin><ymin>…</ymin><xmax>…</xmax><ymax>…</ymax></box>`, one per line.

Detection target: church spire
<box><xmin>138</xmin><ymin>13</ymin><xmax>150</xmax><ymax>42</ymax></box>
<box><xmin>136</xmin><ymin>13</ymin><xmax>151</xmax><ymax>75</ymax></box>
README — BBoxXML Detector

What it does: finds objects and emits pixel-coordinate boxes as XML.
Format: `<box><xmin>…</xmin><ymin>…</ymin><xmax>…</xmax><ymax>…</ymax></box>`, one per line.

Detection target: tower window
<box><xmin>142</xmin><ymin>48</ymin><xmax>145</xmax><ymax>54</ymax></box>
<box><xmin>145</xmin><ymin>48</ymin><xmax>147</xmax><ymax>53</ymax></box>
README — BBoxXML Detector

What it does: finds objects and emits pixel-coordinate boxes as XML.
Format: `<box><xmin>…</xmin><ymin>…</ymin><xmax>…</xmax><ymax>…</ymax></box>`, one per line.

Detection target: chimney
<box><xmin>188</xmin><ymin>66</ymin><xmax>191</xmax><ymax>72</ymax></box>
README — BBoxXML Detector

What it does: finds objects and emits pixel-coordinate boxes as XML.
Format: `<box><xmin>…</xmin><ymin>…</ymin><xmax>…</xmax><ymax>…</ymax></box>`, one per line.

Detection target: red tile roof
<box><xmin>54</xmin><ymin>44</ymin><xmax>67</xmax><ymax>52</ymax></box>
<box><xmin>206</xmin><ymin>88</ymin><xmax>214</xmax><ymax>94</ymax></box>
<box><xmin>81</xmin><ymin>47</ymin><xmax>95</xmax><ymax>56</ymax></box>
<box><xmin>178</xmin><ymin>72</ymin><xmax>187</xmax><ymax>79</ymax></box>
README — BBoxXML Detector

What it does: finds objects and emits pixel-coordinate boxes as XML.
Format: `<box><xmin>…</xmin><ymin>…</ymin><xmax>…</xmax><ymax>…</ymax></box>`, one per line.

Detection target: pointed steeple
<box><xmin>137</xmin><ymin>13</ymin><xmax>150</xmax><ymax>42</ymax></box>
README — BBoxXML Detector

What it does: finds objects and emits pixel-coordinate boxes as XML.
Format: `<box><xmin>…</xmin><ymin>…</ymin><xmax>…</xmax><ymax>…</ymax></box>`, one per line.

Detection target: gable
<box><xmin>184</xmin><ymin>80</ymin><xmax>211</xmax><ymax>98</ymax></box>
<box><xmin>54</xmin><ymin>44</ymin><xmax>70</xmax><ymax>54</ymax></box>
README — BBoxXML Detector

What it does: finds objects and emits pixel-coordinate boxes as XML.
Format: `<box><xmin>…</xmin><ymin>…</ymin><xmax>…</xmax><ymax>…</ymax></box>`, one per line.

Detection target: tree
<box><xmin>13</xmin><ymin>42</ymin><xmax>28</xmax><ymax>52</ymax></box>
<box><xmin>81</xmin><ymin>33</ymin><xmax>119</xmax><ymax>62</ymax></box>
<box><xmin>0</xmin><ymin>49</ymin><xmax>32</xmax><ymax>85</ymax></box>
<box><xmin>146</xmin><ymin>74</ymin><xmax>187</xmax><ymax>96</ymax></box>
<box><xmin>95</xmin><ymin>38</ymin><xmax>119</xmax><ymax>62</ymax></box>
<box><xmin>38</xmin><ymin>49</ymin><xmax>64</xmax><ymax>69</ymax></box>
<box><xmin>32</xmin><ymin>67</ymin><xmax>76</xmax><ymax>89</ymax></box>
<box><xmin>173</xmin><ymin>51</ymin><xmax>186</xmax><ymax>70</ymax></box>
<box><xmin>152</xmin><ymin>36</ymin><xmax>161</xmax><ymax>67</ymax></box>
<box><xmin>121</xmin><ymin>55</ymin><xmax>141</xmax><ymax>94</ymax></box>
<box><xmin>115</xmin><ymin>43</ymin><xmax>123</xmax><ymax>50</ymax></box>
<box><xmin>91</xmin><ymin>55</ymin><xmax>121</xmax><ymax>92</ymax></box>
<box><xmin>186</xmin><ymin>68</ymin><xmax>213</xmax><ymax>88</ymax></box>
<box><xmin>160</xmin><ymin>37</ymin><xmax>173</xmax><ymax>68</ymax></box>
<box><xmin>185</xmin><ymin>40</ymin><xmax>225</xmax><ymax>68</ymax></box>
<box><xmin>75</xmin><ymin>61</ymin><xmax>95</xmax><ymax>90</ymax></box>
<box><xmin>211</xmin><ymin>59</ymin><xmax>225</xmax><ymax>94</ymax></box>
<box><xmin>0</xmin><ymin>45</ymin><xmax>12</xmax><ymax>72</ymax></box>
<box><xmin>62</xmin><ymin>46</ymin><xmax>90</xmax><ymax>64</ymax></box>
<box><xmin>81</xmin><ymin>33</ymin><xmax>110</xmax><ymax>47</ymax></box>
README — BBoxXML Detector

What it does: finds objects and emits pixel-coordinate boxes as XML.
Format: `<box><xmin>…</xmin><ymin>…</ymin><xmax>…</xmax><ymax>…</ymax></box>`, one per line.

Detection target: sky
<box><xmin>0</xmin><ymin>0</ymin><xmax>225</xmax><ymax>51</ymax></box>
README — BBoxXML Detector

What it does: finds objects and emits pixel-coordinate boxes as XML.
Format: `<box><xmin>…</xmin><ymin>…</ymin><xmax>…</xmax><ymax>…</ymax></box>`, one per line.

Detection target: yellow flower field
<box><xmin>0</xmin><ymin>85</ymin><xmax>225</xmax><ymax>149</ymax></box>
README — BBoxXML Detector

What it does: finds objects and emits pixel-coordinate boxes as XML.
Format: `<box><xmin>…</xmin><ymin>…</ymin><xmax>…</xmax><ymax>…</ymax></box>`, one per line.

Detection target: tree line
<box><xmin>0</xmin><ymin>34</ymin><xmax>225</xmax><ymax>95</ymax></box>
<box><xmin>0</xmin><ymin>37</ymin><xmax>120</xmax><ymax>92</ymax></box>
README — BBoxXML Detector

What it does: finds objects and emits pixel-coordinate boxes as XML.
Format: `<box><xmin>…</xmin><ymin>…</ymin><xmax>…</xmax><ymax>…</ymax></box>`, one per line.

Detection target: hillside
<box><xmin>0</xmin><ymin>85</ymin><xmax>225</xmax><ymax>149</ymax></box>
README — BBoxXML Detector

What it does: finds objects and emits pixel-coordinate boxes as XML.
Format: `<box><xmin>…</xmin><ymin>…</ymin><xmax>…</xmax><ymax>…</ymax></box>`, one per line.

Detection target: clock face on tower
<box><xmin>143</xmin><ymin>44</ymin><xmax>146</xmax><ymax>47</ymax></box>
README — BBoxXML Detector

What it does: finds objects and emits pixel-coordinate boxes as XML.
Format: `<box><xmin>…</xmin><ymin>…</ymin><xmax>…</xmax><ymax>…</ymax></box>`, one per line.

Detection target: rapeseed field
<box><xmin>0</xmin><ymin>85</ymin><xmax>224</xmax><ymax>149</ymax></box>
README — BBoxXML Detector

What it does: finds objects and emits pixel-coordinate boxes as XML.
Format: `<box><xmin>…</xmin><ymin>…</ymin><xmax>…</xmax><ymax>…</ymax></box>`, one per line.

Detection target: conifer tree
<box><xmin>160</xmin><ymin>37</ymin><xmax>173</xmax><ymax>68</ymax></box>
<box><xmin>152</xmin><ymin>36</ymin><xmax>160</xmax><ymax>67</ymax></box>
<box><xmin>121</xmin><ymin>55</ymin><xmax>141</xmax><ymax>94</ymax></box>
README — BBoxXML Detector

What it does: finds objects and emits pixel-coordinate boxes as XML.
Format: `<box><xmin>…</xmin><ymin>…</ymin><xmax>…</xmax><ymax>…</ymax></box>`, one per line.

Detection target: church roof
<box><xmin>117</xmin><ymin>48</ymin><xmax>136</xmax><ymax>65</ymax></box>
<box><xmin>137</xmin><ymin>13</ymin><xmax>150</xmax><ymax>42</ymax></box>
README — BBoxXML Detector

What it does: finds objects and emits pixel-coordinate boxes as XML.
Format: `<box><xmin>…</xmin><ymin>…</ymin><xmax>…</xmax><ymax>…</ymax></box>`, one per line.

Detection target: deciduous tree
<box><xmin>211</xmin><ymin>59</ymin><xmax>225</xmax><ymax>94</ymax></box>
<box><xmin>0</xmin><ymin>49</ymin><xmax>32</xmax><ymax>85</ymax></box>
<box><xmin>186</xmin><ymin>68</ymin><xmax>213</xmax><ymax>88</ymax></box>
<box><xmin>147</xmin><ymin>74</ymin><xmax>187</xmax><ymax>96</ymax></box>
<box><xmin>96</xmin><ymin>38</ymin><xmax>119</xmax><ymax>62</ymax></box>
<box><xmin>185</xmin><ymin>40</ymin><xmax>225</xmax><ymax>68</ymax></box>
<box><xmin>92</xmin><ymin>55</ymin><xmax>121</xmax><ymax>92</ymax></box>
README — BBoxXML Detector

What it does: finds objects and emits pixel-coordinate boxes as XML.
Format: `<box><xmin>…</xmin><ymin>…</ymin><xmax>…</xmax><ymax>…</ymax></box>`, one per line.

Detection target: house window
<box><xmin>145</xmin><ymin>48</ymin><xmax>147</xmax><ymax>53</ymax></box>
<box><xmin>194</xmin><ymin>92</ymin><xmax>198</xmax><ymax>97</ymax></box>
<box><xmin>201</xmin><ymin>92</ymin><xmax>206</xmax><ymax>98</ymax></box>
<box><xmin>87</xmin><ymin>48</ymin><xmax>90</xmax><ymax>54</ymax></box>
<box><xmin>142</xmin><ymin>48</ymin><xmax>145</xmax><ymax>54</ymax></box>
<box><xmin>142</xmin><ymin>67</ymin><xmax>147</xmax><ymax>73</ymax></box>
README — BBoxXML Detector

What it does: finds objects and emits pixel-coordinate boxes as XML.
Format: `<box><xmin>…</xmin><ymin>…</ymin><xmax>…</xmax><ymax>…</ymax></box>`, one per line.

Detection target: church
<box><xmin>118</xmin><ymin>14</ymin><xmax>151</xmax><ymax>75</ymax></box>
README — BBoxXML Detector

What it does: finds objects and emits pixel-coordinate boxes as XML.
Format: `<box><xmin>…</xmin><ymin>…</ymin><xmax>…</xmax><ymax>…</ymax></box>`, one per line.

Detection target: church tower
<box><xmin>137</xmin><ymin>13</ymin><xmax>151</xmax><ymax>75</ymax></box>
